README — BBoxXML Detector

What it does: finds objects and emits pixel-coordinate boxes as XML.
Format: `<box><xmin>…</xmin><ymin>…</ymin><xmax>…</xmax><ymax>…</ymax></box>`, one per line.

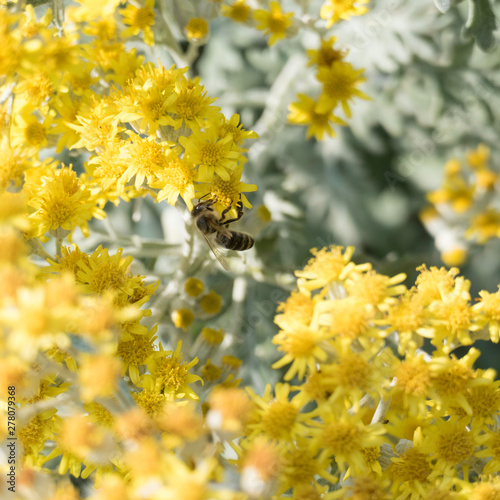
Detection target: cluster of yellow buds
<box><xmin>421</xmin><ymin>144</ymin><xmax>498</xmax><ymax>266</ymax></box>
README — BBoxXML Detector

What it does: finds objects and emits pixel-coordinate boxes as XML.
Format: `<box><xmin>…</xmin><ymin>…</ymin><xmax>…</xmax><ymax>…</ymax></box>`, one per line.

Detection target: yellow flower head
<box><xmin>253</xmin><ymin>1</ymin><xmax>294</xmax><ymax>46</ymax></box>
<box><xmin>320</xmin><ymin>0</ymin><xmax>370</xmax><ymax>28</ymax></box>
<box><xmin>120</xmin><ymin>0</ymin><xmax>156</xmax><ymax>46</ymax></box>
<box><xmin>288</xmin><ymin>93</ymin><xmax>347</xmax><ymax>141</ymax></box>
<box><xmin>222</xmin><ymin>0</ymin><xmax>252</xmax><ymax>23</ymax></box>
<box><xmin>184</xmin><ymin>17</ymin><xmax>210</xmax><ymax>43</ymax></box>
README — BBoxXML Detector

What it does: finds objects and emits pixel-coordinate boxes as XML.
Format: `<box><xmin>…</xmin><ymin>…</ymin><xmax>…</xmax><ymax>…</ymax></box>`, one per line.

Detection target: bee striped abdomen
<box><xmin>216</xmin><ymin>231</ymin><xmax>254</xmax><ymax>251</ymax></box>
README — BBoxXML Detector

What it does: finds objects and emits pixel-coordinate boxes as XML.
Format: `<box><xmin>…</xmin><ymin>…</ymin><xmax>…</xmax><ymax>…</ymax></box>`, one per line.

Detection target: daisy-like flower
<box><xmin>272</xmin><ymin>323</ymin><xmax>329</xmax><ymax>381</ymax></box>
<box><xmin>288</xmin><ymin>93</ymin><xmax>347</xmax><ymax>141</ymax></box>
<box><xmin>317</xmin><ymin>61</ymin><xmax>370</xmax><ymax>118</ymax></box>
<box><xmin>307</xmin><ymin>36</ymin><xmax>347</xmax><ymax>67</ymax></box>
<box><xmin>116</xmin><ymin>82</ymin><xmax>177</xmax><ymax>136</ymax></box>
<box><xmin>146</xmin><ymin>341</ymin><xmax>203</xmax><ymax>401</ymax></box>
<box><xmin>120</xmin><ymin>0</ymin><xmax>155</xmax><ymax>46</ymax></box>
<box><xmin>195</xmin><ymin>163</ymin><xmax>257</xmax><ymax>216</ymax></box>
<box><xmin>253</xmin><ymin>1</ymin><xmax>294</xmax><ymax>46</ymax></box>
<box><xmin>184</xmin><ymin>17</ymin><xmax>210</xmax><ymax>43</ymax></box>
<box><xmin>117</xmin><ymin>134</ymin><xmax>176</xmax><ymax>191</ymax></box>
<box><xmin>246</xmin><ymin>383</ymin><xmax>317</xmax><ymax>442</ymax></box>
<box><xmin>171</xmin><ymin>75</ymin><xmax>220</xmax><ymax>130</ymax></box>
<box><xmin>320</xmin><ymin>0</ymin><xmax>370</xmax><ymax>28</ymax></box>
<box><xmin>217</xmin><ymin>113</ymin><xmax>258</xmax><ymax>146</ymax></box>
<box><xmin>10</xmin><ymin>107</ymin><xmax>57</xmax><ymax>155</ymax></box>
<box><xmin>473</xmin><ymin>286</ymin><xmax>500</xmax><ymax>342</ymax></box>
<box><xmin>116</xmin><ymin>328</ymin><xmax>158</xmax><ymax>385</ymax></box>
<box><xmin>179</xmin><ymin>126</ymin><xmax>244</xmax><ymax>183</ymax></box>
<box><xmin>25</xmin><ymin>163</ymin><xmax>105</xmax><ymax>239</ymax></box>
<box><xmin>222</xmin><ymin>0</ymin><xmax>252</xmax><ymax>23</ymax></box>
<box><xmin>152</xmin><ymin>153</ymin><xmax>196</xmax><ymax>210</ymax></box>
<box><xmin>68</xmin><ymin>98</ymin><xmax>122</xmax><ymax>151</ymax></box>
<box><xmin>312</xmin><ymin>407</ymin><xmax>386</xmax><ymax>474</ymax></box>
<box><xmin>296</xmin><ymin>245</ymin><xmax>370</xmax><ymax>292</ymax></box>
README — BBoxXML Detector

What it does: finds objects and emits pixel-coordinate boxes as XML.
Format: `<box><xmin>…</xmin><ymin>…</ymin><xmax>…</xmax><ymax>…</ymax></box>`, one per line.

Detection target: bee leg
<box><xmin>219</xmin><ymin>204</ymin><xmax>232</xmax><ymax>223</ymax></box>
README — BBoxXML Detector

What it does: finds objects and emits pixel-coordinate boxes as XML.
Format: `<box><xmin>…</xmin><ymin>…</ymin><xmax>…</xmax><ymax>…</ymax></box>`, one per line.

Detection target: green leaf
<box><xmin>434</xmin><ymin>0</ymin><xmax>452</xmax><ymax>13</ymax></box>
<box><xmin>463</xmin><ymin>0</ymin><xmax>498</xmax><ymax>52</ymax></box>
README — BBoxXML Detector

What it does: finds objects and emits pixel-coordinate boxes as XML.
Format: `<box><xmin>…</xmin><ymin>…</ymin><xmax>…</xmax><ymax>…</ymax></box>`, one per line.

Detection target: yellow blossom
<box><xmin>200</xmin><ymin>290</ymin><xmax>223</xmax><ymax>315</ymax></box>
<box><xmin>288</xmin><ymin>93</ymin><xmax>347</xmax><ymax>141</ymax></box>
<box><xmin>184</xmin><ymin>18</ymin><xmax>210</xmax><ymax>43</ymax></box>
<box><xmin>253</xmin><ymin>1</ymin><xmax>294</xmax><ymax>46</ymax></box>
<box><xmin>320</xmin><ymin>0</ymin><xmax>370</xmax><ymax>28</ymax></box>
<box><xmin>146</xmin><ymin>341</ymin><xmax>203</xmax><ymax>400</ymax></box>
<box><xmin>316</xmin><ymin>61</ymin><xmax>370</xmax><ymax>118</ymax></box>
<box><xmin>120</xmin><ymin>0</ymin><xmax>155</xmax><ymax>46</ymax></box>
<box><xmin>185</xmin><ymin>278</ymin><xmax>204</xmax><ymax>297</ymax></box>
<box><xmin>222</xmin><ymin>0</ymin><xmax>252</xmax><ymax>23</ymax></box>
<box><xmin>179</xmin><ymin>126</ymin><xmax>244</xmax><ymax>183</ymax></box>
<box><xmin>172</xmin><ymin>308</ymin><xmax>195</xmax><ymax>330</ymax></box>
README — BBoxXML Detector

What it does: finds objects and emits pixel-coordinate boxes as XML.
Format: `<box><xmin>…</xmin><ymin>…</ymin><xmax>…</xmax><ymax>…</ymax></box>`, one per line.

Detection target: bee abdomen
<box><xmin>217</xmin><ymin>231</ymin><xmax>254</xmax><ymax>251</ymax></box>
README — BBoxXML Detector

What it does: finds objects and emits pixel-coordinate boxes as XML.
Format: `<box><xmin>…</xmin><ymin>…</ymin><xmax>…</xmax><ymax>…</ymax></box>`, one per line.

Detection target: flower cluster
<box><xmin>421</xmin><ymin>144</ymin><xmax>498</xmax><ymax>266</ymax></box>
<box><xmin>171</xmin><ymin>0</ymin><xmax>371</xmax><ymax>141</ymax></box>
<box><xmin>232</xmin><ymin>245</ymin><xmax>500</xmax><ymax>498</ymax></box>
<box><xmin>288</xmin><ymin>36</ymin><xmax>369</xmax><ymax>140</ymax></box>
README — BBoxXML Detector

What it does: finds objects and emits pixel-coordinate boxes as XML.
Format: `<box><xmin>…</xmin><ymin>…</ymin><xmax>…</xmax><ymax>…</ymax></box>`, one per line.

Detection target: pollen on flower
<box><xmin>25</xmin><ymin>122</ymin><xmax>47</xmax><ymax>148</ymax></box>
<box><xmin>262</xmin><ymin>400</ymin><xmax>298</xmax><ymax>440</ymax></box>
<box><xmin>395</xmin><ymin>358</ymin><xmax>431</xmax><ymax>398</ymax></box>
<box><xmin>389</xmin><ymin>447</ymin><xmax>432</xmax><ymax>484</ymax></box>
<box><xmin>133</xmin><ymin>389</ymin><xmax>167</xmax><ymax>417</ymax></box>
<box><xmin>415</xmin><ymin>265</ymin><xmax>458</xmax><ymax>304</ymax></box>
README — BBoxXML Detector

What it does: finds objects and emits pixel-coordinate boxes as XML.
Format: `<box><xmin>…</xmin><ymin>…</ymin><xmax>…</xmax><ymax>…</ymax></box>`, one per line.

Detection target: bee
<box><xmin>191</xmin><ymin>196</ymin><xmax>254</xmax><ymax>271</ymax></box>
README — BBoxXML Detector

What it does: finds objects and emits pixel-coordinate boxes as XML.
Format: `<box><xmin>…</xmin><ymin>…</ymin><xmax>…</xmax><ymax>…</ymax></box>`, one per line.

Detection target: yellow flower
<box><xmin>253</xmin><ymin>1</ymin><xmax>294</xmax><ymax>46</ymax></box>
<box><xmin>246</xmin><ymin>383</ymin><xmax>316</xmax><ymax>442</ymax></box>
<box><xmin>179</xmin><ymin>126</ymin><xmax>244</xmax><ymax>183</ymax></box>
<box><xmin>116</xmin><ymin>328</ymin><xmax>157</xmax><ymax>385</ymax></box>
<box><xmin>25</xmin><ymin>163</ymin><xmax>105</xmax><ymax>239</ymax></box>
<box><xmin>152</xmin><ymin>153</ymin><xmax>196</xmax><ymax>210</ymax></box>
<box><xmin>184</xmin><ymin>17</ymin><xmax>210</xmax><ymax>43</ymax></box>
<box><xmin>120</xmin><ymin>0</ymin><xmax>155</xmax><ymax>46</ymax></box>
<box><xmin>146</xmin><ymin>341</ymin><xmax>203</xmax><ymax>400</ymax></box>
<box><xmin>288</xmin><ymin>93</ymin><xmax>347</xmax><ymax>141</ymax></box>
<box><xmin>272</xmin><ymin>324</ymin><xmax>329</xmax><ymax>381</ymax></box>
<box><xmin>320</xmin><ymin>0</ymin><xmax>370</xmax><ymax>28</ymax></box>
<box><xmin>196</xmin><ymin>163</ymin><xmax>257</xmax><ymax>214</ymax></box>
<box><xmin>200</xmin><ymin>290</ymin><xmax>223</xmax><ymax>315</ymax></box>
<box><xmin>421</xmin><ymin>416</ymin><xmax>479</xmax><ymax>477</ymax></box>
<box><xmin>116</xmin><ymin>81</ymin><xmax>176</xmax><ymax>136</ymax></box>
<box><xmin>307</xmin><ymin>36</ymin><xmax>347</xmax><ymax>67</ymax></box>
<box><xmin>10</xmin><ymin>107</ymin><xmax>56</xmax><ymax>155</ymax></box>
<box><xmin>222</xmin><ymin>0</ymin><xmax>252</xmax><ymax>23</ymax></box>
<box><xmin>171</xmin><ymin>75</ymin><xmax>220</xmax><ymax>130</ymax></box>
<box><xmin>313</xmin><ymin>407</ymin><xmax>386</xmax><ymax>473</ymax></box>
<box><xmin>218</xmin><ymin>113</ymin><xmax>258</xmax><ymax>145</ymax></box>
<box><xmin>184</xmin><ymin>278</ymin><xmax>204</xmax><ymax>297</ymax></box>
<box><xmin>473</xmin><ymin>286</ymin><xmax>500</xmax><ymax>342</ymax></box>
<box><xmin>392</xmin><ymin>354</ymin><xmax>431</xmax><ymax>417</ymax></box>
<box><xmin>317</xmin><ymin>61</ymin><xmax>370</xmax><ymax>118</ymax></box>
<box><xmin>296</xmin><ymin>245</ymin><xmax>367</xmax><ymax>292</ymax></box>
<box><xmin>68</xmin><ymin>98</ymin><xmax>122</xmax><ymax>151</ymax></box>
<box><xmin>171</xmin><ymin>308</ymin><xmax>195</xmax><ymax>330</ymax></box>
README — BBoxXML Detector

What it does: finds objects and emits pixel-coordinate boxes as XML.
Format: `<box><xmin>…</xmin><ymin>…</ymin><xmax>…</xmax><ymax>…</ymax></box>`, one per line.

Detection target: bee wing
<box><xmin>207</xmin><ymin>219</ymin><xmax>232</xmax><ymax>239</ymax></box>
<box><xmin>203</xmin><ymin>233</ymin><xmax>230</xmax><ymax>271</ymax></box>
